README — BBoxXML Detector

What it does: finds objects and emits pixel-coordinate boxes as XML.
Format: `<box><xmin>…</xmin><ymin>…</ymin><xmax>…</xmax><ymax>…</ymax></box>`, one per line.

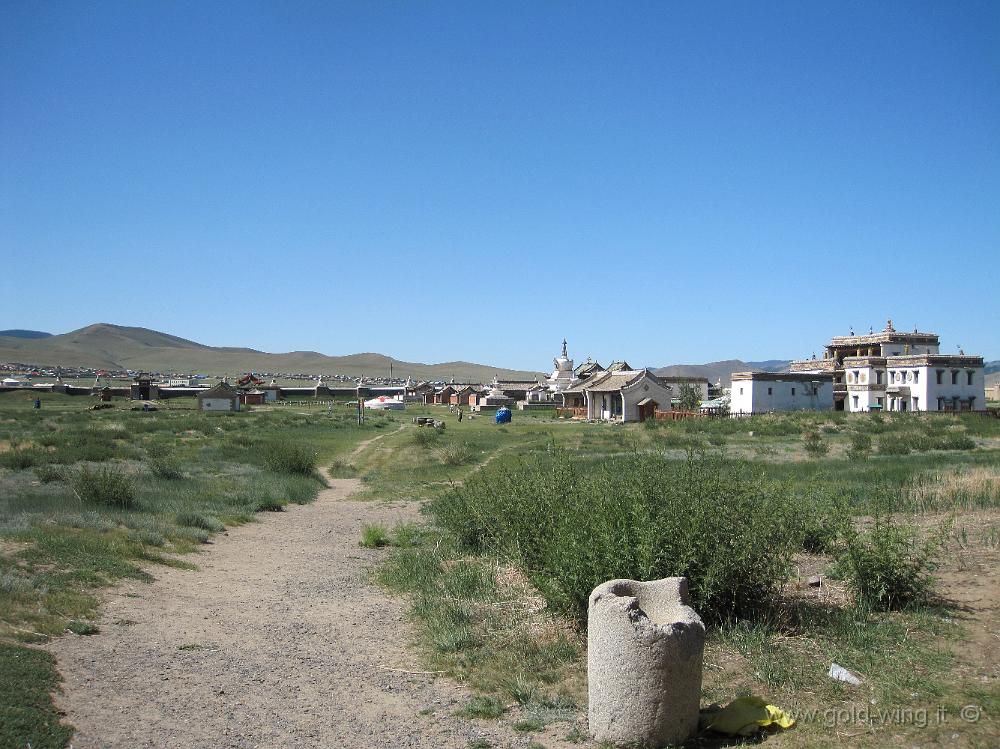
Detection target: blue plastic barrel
<box><xmin>495</xmin><ymin>407</ymin><xmax>512</xmax><ymax>424</ymax></box>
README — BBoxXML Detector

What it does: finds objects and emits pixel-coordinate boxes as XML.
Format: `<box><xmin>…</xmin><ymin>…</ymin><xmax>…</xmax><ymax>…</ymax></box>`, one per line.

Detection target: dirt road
<box><xmin>48</xmin><ymin>479</ymin><xmax>558</xmax><ymax>748</ymax></box>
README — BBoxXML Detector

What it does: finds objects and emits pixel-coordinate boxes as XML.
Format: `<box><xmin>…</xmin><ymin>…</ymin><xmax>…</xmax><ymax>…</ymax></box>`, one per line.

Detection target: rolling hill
<box><xmin>0</xmin><ymin>324</ymin><xmax>543</xmax><ymax>382</ymax></box>
<box><xmin>653</xmin><ymin>359</ymin><xmax>791</xmax><ymax>387</ymax></box>
<box><xmin>0</xmin><ymin>329</ymin><xmax>52</xmax><ymax>339</ymax></box>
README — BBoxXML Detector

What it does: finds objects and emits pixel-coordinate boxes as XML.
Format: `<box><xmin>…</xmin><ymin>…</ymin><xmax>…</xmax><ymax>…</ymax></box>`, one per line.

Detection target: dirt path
<box><xmin>349</xmin><ymin>423</ymin><xmax>405</xmax><ymax>460</ymax></box>
<box><xmin>47</xmin><ymin>479</ymin><xmax>554</xmax><ymax>748</ymax></box>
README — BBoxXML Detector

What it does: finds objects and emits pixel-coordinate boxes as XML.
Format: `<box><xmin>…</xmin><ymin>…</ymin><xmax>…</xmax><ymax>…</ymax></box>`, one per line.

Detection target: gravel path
<box><xmin>48</xmin><ymin>478</ymin><xmax>574</xmax><ymax>748</ymax></box>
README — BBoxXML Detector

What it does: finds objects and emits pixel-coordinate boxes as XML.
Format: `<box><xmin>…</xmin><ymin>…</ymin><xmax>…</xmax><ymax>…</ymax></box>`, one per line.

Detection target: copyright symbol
<box><xmin>960</xmin><ymin>704</ymin><xmax>981</xmax><ymax>723</ymax></box>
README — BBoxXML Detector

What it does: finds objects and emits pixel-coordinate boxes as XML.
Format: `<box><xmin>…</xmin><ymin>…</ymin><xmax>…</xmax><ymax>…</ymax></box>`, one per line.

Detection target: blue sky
<box><xmin>2</xmin><ymin>1</ymin><xmax>997</xmax><ymax>369</ymax></box>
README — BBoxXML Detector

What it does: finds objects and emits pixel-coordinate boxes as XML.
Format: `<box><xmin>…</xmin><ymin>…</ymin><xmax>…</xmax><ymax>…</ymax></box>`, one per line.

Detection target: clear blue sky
<box><xmin>2</xmin><ymin>1</ymin><xmax>997</xmax><ymax>369</ymax></box>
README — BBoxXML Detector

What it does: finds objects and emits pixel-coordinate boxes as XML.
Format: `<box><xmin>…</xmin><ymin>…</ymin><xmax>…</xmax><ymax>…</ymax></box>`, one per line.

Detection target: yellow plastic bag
<box><xmin>699</xmin><ymin>696</ymin><xmax>796</xmax><ymax>736</ymax></box>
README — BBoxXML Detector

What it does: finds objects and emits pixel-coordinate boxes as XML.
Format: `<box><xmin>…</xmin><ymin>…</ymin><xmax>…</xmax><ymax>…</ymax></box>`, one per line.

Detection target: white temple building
<box><xmin>788</xmin><ymin>320</ymin><xmax>986</xmax><ymax>412</ymax></box>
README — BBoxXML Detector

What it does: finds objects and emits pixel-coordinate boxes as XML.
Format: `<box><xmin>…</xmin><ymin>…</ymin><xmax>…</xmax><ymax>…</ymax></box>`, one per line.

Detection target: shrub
<box><xmin>412</xmin><ymin>428</ymin><xmax>440</xmax><ymax>448</ymax></box>
<box><xmin>707</xmin><ymin>433</ymin><xmax>727</xmax><ymax>447</ymax></box>
<box><xmin>438</xmin><ymin>443</ymin><xmax>474</xmax><ymax>466</ymax></box>
<box><xmin>835</xmin><ymin>510</ymin><xmax>947</xmax><ymax>610</ymax></box>
<box><xmin>797</xmin><ymin>491</ymin><xmax>848</xmax><ymax>553</ymax></box>
<box><xmin>263</xmin><ymin>443</ymin><xmax>318</xmax><ymax>476</ymax></box>
<box><xmin>176</xmin><ymin>512</ymin><xmax>224</xmax><ymax>533</ymax></box>
<box><xmin>148</xmin><ymin>453</ymin><xmax>183</xmax><ymax>480</ymax></box>
<box><xmin>67</xmin><ymin>620</ymin><xmax>100</xmax><ymax>635</ymax></box>
<box><xmin>803</xmin><ymin>431</ymin><xmax>829</xmax><ymax>457</ymax></box>
<box><xmin>327</xmin><ymin>459</ymin><xmax>357</xmax><ymax>478</ymax></box>
<box><xmin>360</xmin><ymin>525</ymin><xmax>390</xmax><ymax>548</ymax></box>
<box><xmin>253</xmin><ymin>497</ymin><xmax>286</xmax><ymax>512</ymax></box>
<box><xmin>456</xmin><ymin>696</ymin><xmax>506</xmax><ymax>719</ymax></box>
<box><xmin>34</xmin><ymin>464</ymin><xmax>66</xmax><ymax>483</ymax></box>
<box><xmin>1</xmin><ymin>448</ymin><xmax>43</xmax><ymax>470</ymax></box>
<box><xmin>877</xmin><ymin>435</ymin><xmax>910</xmax><ymax>455</ymax></box>
<box><xmin>846</xmin><ymin>432</ymin><xmax>872</xmax><ymax>461</ymax></box>
<box><xmin>432</xmin><ymin>452</ymin><xmax>798</xmax><ymax>623</ymax></box>
<box><xmin>72</xmin><ymin>465</ymin><xmax>138</xmax><ymax>509</ymax></box>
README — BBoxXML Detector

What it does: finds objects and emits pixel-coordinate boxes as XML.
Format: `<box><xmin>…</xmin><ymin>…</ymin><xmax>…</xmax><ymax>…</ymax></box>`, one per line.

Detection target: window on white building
<box><xmin>913</xmin><ymin>396</ymin><xmax>919</xmax><ymax>410</ymax></box>
<box><xmin>791</xmin><ymin>387</ymin><xmax>796</xmax><ymax>396</ymax></box>
<box><xmin>967</xmin><ymin>371</ymin><xmax>974</xmax><ymax>386</ymax></box>
<box><xmin>936</xmin><ymin>370</ymin><xmax>944</xmax><ymax>384</ymax></box>
<box><xmin>951</xmin><ymin>371</ymin><xmax>958</xmax><ymax>385</ymax></box>
<box><xmin>913</xmin><ymin>371</ymin><xmax>919</xmax><ymax>383</ymax></box>
<box><xmin>876</xmin><ymin>371</ymin><xmax>883</xmax><ymax>384</ymax></box>
<box><xmin>852</xmin><ymin>395</ymin><xmax>859</xmax><ymax>409</ymax></box>
<box><xmin>767</xmin><ymin>387</ymin><xmax>772</xmax><ymax>395</ymax></box>
<box><xmin>739</xmin><ymin>387</ymin><xmax>743</xmax><ymax>395</ymax></box>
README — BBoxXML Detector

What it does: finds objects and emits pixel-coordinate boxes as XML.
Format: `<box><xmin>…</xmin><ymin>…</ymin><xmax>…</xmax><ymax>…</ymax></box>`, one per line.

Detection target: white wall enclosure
<box><xmin>729</xmin><ymin>372</ymin><xmax>834</xmax><ymax>414</ymax></box>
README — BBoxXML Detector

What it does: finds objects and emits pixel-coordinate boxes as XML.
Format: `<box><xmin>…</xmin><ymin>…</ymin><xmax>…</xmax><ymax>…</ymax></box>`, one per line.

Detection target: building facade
<box><xmin>561</xmin><ymin>369</ymin><xmax>673</xmax><ymax>422</ymax></box>
<box><xmin>729</xmin><ymin>372</ymin><xmax>834</xmax><ymax>414</ymax></box>
<box><xmin>790</xmin><ymin>321</ymin><xmax>985</xmax><ymax>412</ymax></box>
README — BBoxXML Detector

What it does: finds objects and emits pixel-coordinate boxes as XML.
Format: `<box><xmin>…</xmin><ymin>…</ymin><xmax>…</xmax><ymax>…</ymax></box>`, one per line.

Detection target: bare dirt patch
<box><xmin>47</xmin><ymin>479</ymin><xmax>558</xmax><ymax>748</ymax></box>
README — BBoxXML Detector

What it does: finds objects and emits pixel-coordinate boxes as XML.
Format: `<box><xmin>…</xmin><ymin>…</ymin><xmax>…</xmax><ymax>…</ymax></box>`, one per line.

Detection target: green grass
<box><xmin>370</xmin><ymin>406</ymin><xmax>1000</xmax><ymax>747</ymax></box>
<box><xmin>0</xmin><ymin>643</ymin><xmax>73</xmax><ymax>749</ymax></box>
<box><xmin>359</xmin><ymin>524</ymin><xmax>390</xmax><ymax>548</ymax></box>
<box><xmin>3</xmin><ymin>395</ymin><xmax>997</xmax><ymax>747</ymax></box>
<box><xmin>0</xmin><ymin>394</ymin><xmax>396</xmax><ymax>745</ymax></box>
<box><xmin>455</xmin><ymin>695</ymin><xmax>506</xmax><ymax>719</ymax></box>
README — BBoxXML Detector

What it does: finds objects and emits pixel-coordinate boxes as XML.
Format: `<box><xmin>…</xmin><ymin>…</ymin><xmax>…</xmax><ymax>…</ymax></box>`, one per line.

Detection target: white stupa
<box><xmin>547</xmin><ymin>339</ymin><xmax>576</xmax><ymax>394</ymax></box>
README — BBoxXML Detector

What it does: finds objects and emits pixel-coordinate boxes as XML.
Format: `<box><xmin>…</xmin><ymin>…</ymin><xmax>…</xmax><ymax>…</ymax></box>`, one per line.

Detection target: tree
<box><xmin>678</xmin><ymin>383</ymin><xmax>702</xmax><ymax>412</ymax></box>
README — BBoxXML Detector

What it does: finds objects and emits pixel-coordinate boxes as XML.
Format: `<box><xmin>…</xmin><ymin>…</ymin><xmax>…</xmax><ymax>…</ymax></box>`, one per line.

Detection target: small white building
<box><xmin>729</xmin><ymin>372</ymin><xmax>834</xmax><ymax>414</ymax></box>
<box><xmin>197</xmin><ymin>382</ymin><xmax>240</xmax><ymax>412</ymax></box>
<box><xmin>562</xmin><ymin>369</ymin><xmax>673</xmax><ymax>422</ymax></box>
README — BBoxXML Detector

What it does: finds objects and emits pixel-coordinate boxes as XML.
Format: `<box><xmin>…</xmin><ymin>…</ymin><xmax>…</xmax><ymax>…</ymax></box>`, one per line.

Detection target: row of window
<box><xmin>845</xmin><ymin>369</ymin><xmax>976</xmax><ymax>386</ymax></box>
<box><xmin>851</xmin><ymin>395</ymin><xmax>977</xmax><ymax>411</ymax></box>
<box><xmin>736</xmin><ymin>386</ymin><xmax>820</xmax><ymax>396</ymax></box>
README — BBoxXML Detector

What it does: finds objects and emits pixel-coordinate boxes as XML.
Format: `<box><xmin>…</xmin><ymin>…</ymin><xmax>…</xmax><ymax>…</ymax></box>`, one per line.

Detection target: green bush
<box><xmin>835</xmin><ymin>510</ymin><xmax>947</xmax><ymax>610</ymax></box>
<box><xmin>412</xmin><ymin>428</ymin><xmax>440</xmax><ymax>447</ymax></box>
<box><xmin>432</xmin><ymin>452</ymin><xmax>798</xmax><ymax>623</ymax></box>
<box><xmin>360</xmin><ymin>524</ymin><xmax>390</xmax><ymax>548</ymax></box>
<box><xmin>803</xmin><ymin>431</ymin><xmax>829</xmax><ymax>457</ymax></box>
<box><xmin>176</xmin><ymin>512</ymin><xmax>224</xmax><ymax>533</ymax></box>
<box><xmin>148</xmin><ymin>453</ymin><xmax>183</xmax><ymax>479</ymax></box>
<box><xmin>34</xmin><ymin>464</ymin><xmax>66</xmax><ymax>483</ymax></box>
<box><xmin>846</xmin><ymin>432</ymin><xmax>872</xmax><ymax>460</ymax></box>
<box><xmin>66</xmin><ymin>620</ymin><xmax>100</xmax><ymax>635</ymax></box>
<box><xmin>438</xmin><ymin>443</ymin><xmax>474</xmax><ymax>466</ymax></box>
<box><xmin>1</xmin><ymin>448</ymin><xmax>42</xmax><ymax>470</ymax></box>
<box><xmin>72</xmin><ymin>465</ymin><xmax>138</xmax><ymax>509</ymax></box>
<box><xmin>877</xmin><ymin>435</ymin><xmax>910</xmax><ymax>455</ymax></box>
<box><xmin>798</xmin><ymin>491</ymin><xmax>848</xmax><ymax>553</ymax></box>
<box><xmin>456</xmin><ymin>695</ymin><xmax>506</xmax><ymax>719</ymax></box>
<box><xmin>263</xmin><ymin>442</ymin><xmax>318</xmax><ymax>476</ymax></box>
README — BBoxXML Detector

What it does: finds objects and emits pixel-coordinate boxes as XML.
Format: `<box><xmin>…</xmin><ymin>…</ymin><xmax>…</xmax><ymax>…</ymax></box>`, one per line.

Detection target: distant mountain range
<box><xmin>653</xmin><ymin>360</ymin><xmax>791</xmax><ymax>387</ymax></box>
<box><xmin>0</xmin><ymin>329</ymin><xmax>53</xmax><ymax>339</ymax></box>
<box><xmin>1</xmin><ymin>324</ymin><xmax>994</xmax><ymax>388</ymax></box>
<box><xmin>0</xmin><ymin>324</ymin><xmax>542</xmax><ymax>382</ymax></box>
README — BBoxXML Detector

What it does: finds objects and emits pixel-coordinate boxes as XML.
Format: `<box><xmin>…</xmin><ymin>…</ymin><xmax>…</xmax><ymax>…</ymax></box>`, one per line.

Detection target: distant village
<box><xmin>1</xmin><ymin>321</ymin><xmax>995</xmax><ymax>421</ymax></box>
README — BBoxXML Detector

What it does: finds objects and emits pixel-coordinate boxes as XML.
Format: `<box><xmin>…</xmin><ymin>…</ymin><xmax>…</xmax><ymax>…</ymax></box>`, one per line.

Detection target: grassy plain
<box><xmin>2</xmin><ymin>393</ymin><xmax>998</xmax><ymax>748</ymax></box>
<box><xmin>0</xmin><ymin>391</ymin><xmax>394</xmax><ymax>748</ymax></box>
<box><xmin>368</xmin><ymin>406</ymin><xmax>1000</xmax><ymax>747</ymax></box>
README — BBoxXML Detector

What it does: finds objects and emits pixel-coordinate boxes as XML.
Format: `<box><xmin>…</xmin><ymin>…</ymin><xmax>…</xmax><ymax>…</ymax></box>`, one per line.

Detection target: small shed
<box><xmin>197</xmin><ymin>382</ymin><xmax>241</xmax><ymax>412</ymax></box>
<box><xmin>239</xmin><ymin>389</ymin><xmax>266</xmax><ymax>406</ymax></box>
